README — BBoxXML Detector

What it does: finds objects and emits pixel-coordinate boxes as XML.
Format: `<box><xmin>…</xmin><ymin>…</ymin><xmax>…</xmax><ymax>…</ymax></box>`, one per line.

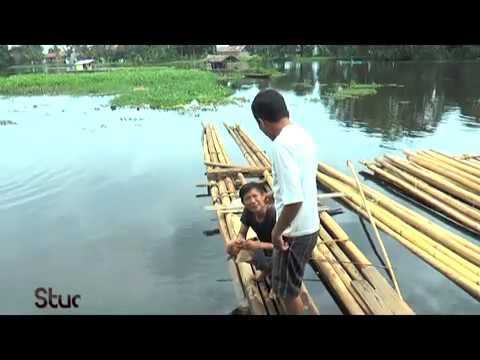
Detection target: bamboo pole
<box><xmin>318</xmin><ymin>227</ymin><xmax>372</xmax><ymax>313</ymax></box>
<box><xmin>318</xmin><ymin>171</ymin><xmax>480</xmax><ymax>281</ymax></box>
<box><xmin>231</xmin><ymin>126</ymin><xmax>261</xmax><ymax>167</ymax></box>
<box><xmin>454</xmin><ymin>157</ymin><xmax>480</xmax><ymax>172</ymax></box>
<box><xmin>427</xmin><ymin>150</ymin><xmax>480</xmax><ymax>178</ymax></box>
<box><xmin>204</xmin><ymin>128</ymin><xmax>262</xmax><ymax>313</ymax></box>
<box><xmin>320</xmin><ymin>212</ymin><xmax>414</xmax><ymax>315</ymax></box>
<box><xmin>211</xmin><ymin>123</ymin><xmax>232</xmax><ymax>165</ymax></box>
<box><xmin>310</xmin><ymin>245</ymin><xmax>365</xmax><ymax>315</ymax></box>
<box><xmin>315</xmin><ymin>238</ymin><xmax>370</xmax><ymax>314</ymax></box>
<box><xmin>346</xmin><ymin>160</ymin><xmax>404</xmax><ymax>300</ymax></box>
<box><xmin>319</xmin><ymin>161</ymin><xmax>480</xmax><ymax>255</ymax></box>
<box><xmin>375</xmin><ymin>158</ymin><xmax>480</xmax><ymax>234</ymax></box>
<box><xmin>204</xmin><ymin>126</ymin><xmax>270</xmax><ymax>315</ymax></box>
<box><xmin>317</xmin><ymin>171</ymin><xmax>480</xmax><ymax>300</ymax></box>
<box><xmin>318</xmin><ymin>171</ymin><xmax>480</xmax><ymax>285</ymax></box>
<box><xmin>362</xmin><ymin>161</ymin><xmax>480</xmax><ymax>259</ymax></box>
<box><xmin>419</xmin><ymin>151</ymin><xmax>480</xmax><ymax>186</ymax></box>
<box><xmin>235</xmin><ymin>124</ymin><xmax>272</xmax><ymax>170</ymax></box>
<box><xmin>405</xmin><ymin>151</ymin><xmax>480</xmax><ymax>193</ymax></box>
<box><xmin>319</xmin><ymin>226</ymin><xmax>364</xmax><ymax>281</ymax></box>
<box><xmin>204</xmin><ymin>161</ymin><xmax>264</xmax><ymax>170</ymax></box>
<box><xmin>378</xmin><ymin>157</ymin><xmax>480</xmax><ymax>223</ymax></box>
<box><xmin>207</xmin><ymin>168</ymin><xmax>268</xmax><ymax>180</ymax></box>
<box><xmin>384</xmin><ymin>155</ymin><xmax>480</xmax><ymax>208</ymax></box>
<box><xmin>224</xmin><ymin>123</ymin><xmax>257</xmax><ymax>167</ymax></box>
<box><xmin>209</xmin><ymin>125</ymin><xmax>282</xmax><ymax>313</ymax></box>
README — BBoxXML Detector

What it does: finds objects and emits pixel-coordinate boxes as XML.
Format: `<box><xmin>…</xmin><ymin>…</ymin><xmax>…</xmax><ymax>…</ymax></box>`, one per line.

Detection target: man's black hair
<box><xmin>251</xmin><ymin>89</ymin><xmax>289</xmax><ymax>123</ymax></box>
<box><xmin>239</xmin><ymin>182</ymin><xmax>267</xmax><ymax>203</ymax></box>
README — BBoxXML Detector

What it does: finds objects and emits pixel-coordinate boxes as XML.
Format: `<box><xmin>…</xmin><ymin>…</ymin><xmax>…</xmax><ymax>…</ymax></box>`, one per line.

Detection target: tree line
<box><xmin>2</xmin><ymin>45</ymin><xmax>480</xmax><ymax>70</ymax></box>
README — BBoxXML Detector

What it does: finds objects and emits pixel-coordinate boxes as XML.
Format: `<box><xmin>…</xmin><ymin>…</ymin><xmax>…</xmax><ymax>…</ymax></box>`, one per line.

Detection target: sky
<box><xmin>8</xmin><ymin>45</ymin><xmax>64</xmax><ymax>54</ymax></box>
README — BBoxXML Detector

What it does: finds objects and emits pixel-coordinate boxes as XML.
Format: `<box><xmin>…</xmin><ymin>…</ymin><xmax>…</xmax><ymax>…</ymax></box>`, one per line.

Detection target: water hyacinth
<box><xmin>0</xmin><ymin>67</ymin><xmax>235</xmax><ymax>110</ymax></box>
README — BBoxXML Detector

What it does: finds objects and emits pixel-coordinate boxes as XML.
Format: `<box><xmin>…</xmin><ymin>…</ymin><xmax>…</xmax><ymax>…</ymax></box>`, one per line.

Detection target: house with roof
<box><xmin>75</xmin><ymin>59</ymin><xmax>95</xmax><ymax>71</ymax></box>
<box><xmin>216</xmin><ymin>45</ymin><xmax>247</xmax><ymax>57</ymax></box>
<box><xmin>206</xmin><ymin>54</ymin><xmax>240</xmax><ymax>71</ymax></box>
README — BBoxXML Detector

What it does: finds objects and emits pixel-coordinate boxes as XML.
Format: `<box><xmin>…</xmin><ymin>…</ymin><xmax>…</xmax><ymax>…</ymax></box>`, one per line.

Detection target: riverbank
<box><xmin>0</xmin><ymin>67</ymin><xmax>235</xmax><ymax>110</ymax></box>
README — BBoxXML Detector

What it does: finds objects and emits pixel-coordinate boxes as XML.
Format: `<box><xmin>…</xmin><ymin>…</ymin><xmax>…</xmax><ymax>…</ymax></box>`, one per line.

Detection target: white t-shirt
<box><xmin>271</xmin><ymin>123</ymin><xmax>320</xmax><ymax>237</ymax></box>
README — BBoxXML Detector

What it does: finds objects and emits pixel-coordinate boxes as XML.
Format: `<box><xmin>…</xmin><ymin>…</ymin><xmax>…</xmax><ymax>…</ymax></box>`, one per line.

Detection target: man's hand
<box><xmin>239</xmin><ymin>239</ymin><xmax>259</xmax><ymax>251</ymax></box>
<box><xmin>226</xmin><ymin>241</ymin><xmax>241</xmax><ymax>257</ymax></box>
<box><xmin>272</xmin><ymin>227</ymin><xmax>289</xmax><ymax>251</ymax></box>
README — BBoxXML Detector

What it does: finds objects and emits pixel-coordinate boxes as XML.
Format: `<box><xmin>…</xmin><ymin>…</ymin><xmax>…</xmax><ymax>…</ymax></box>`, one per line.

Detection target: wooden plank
<box><xmin>361</xmin><ymin>267</ymin><xmax>415</xmax><ymax>315</ymax></box>
<box><xmin>351</xmin><ymin>280</ymin><xmax>394</xmax><ymax>315</ymax></box>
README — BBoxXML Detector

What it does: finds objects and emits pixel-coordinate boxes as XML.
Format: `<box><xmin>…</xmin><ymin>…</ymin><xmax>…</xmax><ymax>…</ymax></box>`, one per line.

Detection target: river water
<box><xmin>0</xmin><ymin>60</ymin><xmax>479</xmax><ymax>314</ymax></box>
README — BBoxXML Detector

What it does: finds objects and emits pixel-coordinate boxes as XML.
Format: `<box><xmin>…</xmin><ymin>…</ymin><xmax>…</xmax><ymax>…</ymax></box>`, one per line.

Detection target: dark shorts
<box><xmin>271</xmin><ymin>232</ymin><xmax>318</xmax><ymax>300</ymax></box>
<box><xmin>251</xmin><ymin>250</ymin><xmax>272</xmax><ymax>273</ymax></box>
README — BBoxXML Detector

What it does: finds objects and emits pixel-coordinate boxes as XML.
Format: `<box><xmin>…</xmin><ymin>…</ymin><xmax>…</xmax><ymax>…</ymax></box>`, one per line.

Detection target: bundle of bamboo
<box><xmin>361</xmin><ymin>150</ymin><xmax>480</xmax><ymax>236</ymax></box>
<box><xmin>224</xmin><ymin>123</ymin><xmax>414</xmax><ymax>315</ymax></box>
<box><xmin>315</xmin><ymin>160</ymin><xmax>480</xmax><ymax>301</ymax></box>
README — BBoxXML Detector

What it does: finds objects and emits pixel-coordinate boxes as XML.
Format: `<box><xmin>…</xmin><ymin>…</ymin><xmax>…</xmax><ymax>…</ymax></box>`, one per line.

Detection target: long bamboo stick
<box><xmin>455</xmin><ymin>157</ymin><xmax>480</xmax><ymax>172</ymax></box>
<box><xmin>232</xmin><ymin>127</ymin><xmax>262</xmax><ymax>167</ymax></box>
<box><xmin>318</xmin><ymin>172</ymin><xmax>480</xmax><ymax>282</ymax></box>
<box><xmin>210</xmin><ymin>125</ymin><xmax>278</xmax><ymax>307</ymax></box>
<box><xmin>321</xmin><ymin>210</ymin><xmax>418</xmax><ymax>315</ymax></box>
<box><xmin>310</xmin><ymin>245</ymin><xmax>365</xmax><ymax>315</ymax></box>
<box><xmin>315</xmin><ymin>239</ymin><xmax>370</xmax><ymax>314</ymax></box>
<box><xmin>361</xmin><ymin>161</ymin><xmax>480</xmax><ymax>262</ymax></box>
<box><xmin>347</xmin><ymin>160</ymin><xmax>404</xmax><ymax>300</ymax></box>
<box><xmin>375</xmin><ymin>158</ymin><xmax>480</xmax><ymax>234</ymax></box>
<box><xmin>419</xmin><ymin>151</ymin><xmax>480</xmax><ymax>186</ymax></box>
<box><xmin>235</xmin><ymin>124</ymin><xmax>272</xmax><ymax>169</ymax></box>
<box><xmin>317</xmin><ymin>171</ymin><xmax>480</xmax><ymax>300</ymax></box>
<box><xmin>384</xmin><ymin>155</ymin><xmax>480</xmax><ymax>208</ymax></box>
<box><xmin>224</xmin><ymin>123</ymin><xmax>257</xmax><ymax>166</ymax></box>
<box><xmin>204</xmin><ymin>128</ymin><xmax>263</xmax><ymax>314</ymax></box>
<box><xmin>205</xmin><ymin>126</ymin><xmax>270</xmax><ymax>315</ymax></box>
<box><xmin>405</xmin><ymin>151</ymin><xmax>480</xmax><ymax>193</ymax></box>
<box><xmin>320</xmin><ymin>161</ymin><xmax>480</xmax><ymax>255</ymax></box>
<box><xmin>427</xmin><ymin>150</ymin><xmax>480</xmax><ymax>178</ymax></box>
<box><xmin>378</xmin><ymin>157</ymin><xmax>480</xmax><ymax>223</ymax></box>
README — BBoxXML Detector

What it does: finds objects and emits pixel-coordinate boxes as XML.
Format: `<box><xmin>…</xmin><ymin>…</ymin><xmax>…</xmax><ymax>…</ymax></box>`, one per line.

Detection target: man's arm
<box><xmin>227</xmin><ymin>223</ymin><xmax>249</xmax><ymax>256</ymax></box>
<box><xmin>270</xmin><ymin>143</ymin><xmax>304</xmax><ymax>251</ymax></box>
<box><xmin>272</xmin><ymin>202</ymin><xmax>302</xmax><ymax>250</ymax></box>
<box><xmin>236</xmin><ymin>223</ymin><xmax>248</xmax><ymax>242</ymax></box>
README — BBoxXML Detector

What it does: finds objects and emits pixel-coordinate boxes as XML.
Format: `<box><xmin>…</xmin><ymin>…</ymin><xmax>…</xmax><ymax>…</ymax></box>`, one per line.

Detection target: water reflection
<box><xmin>257</xmin><ymin>60</ymin><xmax>480</xmax><ymax>140</ymax></box>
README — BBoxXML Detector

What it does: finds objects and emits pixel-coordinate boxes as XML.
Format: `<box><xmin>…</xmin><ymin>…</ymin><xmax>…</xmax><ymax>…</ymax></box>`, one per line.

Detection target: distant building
<box><xmin>216</xmin><ymin>45</ymin><xmax>247</xmax><ymax>57</ymax></box>
<box><xmin>46</xmin><ymin>50</ymin><xmax>66</xmax><ymax>64</ymax></box>
<box><xmin>206</xmin><ymin>55</ymin><xmax>240</xmax><ymax>71</ymax></box>
<box><xmin>75</xmin><ymin>59</ymin><xmax>95</xmax><ymax>71</ymax></box>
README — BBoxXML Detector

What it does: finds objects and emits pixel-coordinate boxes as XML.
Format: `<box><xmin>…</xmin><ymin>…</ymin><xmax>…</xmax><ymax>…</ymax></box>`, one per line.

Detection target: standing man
<box><xmin>251</xmin><ymin>89</ymin><xmax>319</xmax><ymax>315</ymax></box>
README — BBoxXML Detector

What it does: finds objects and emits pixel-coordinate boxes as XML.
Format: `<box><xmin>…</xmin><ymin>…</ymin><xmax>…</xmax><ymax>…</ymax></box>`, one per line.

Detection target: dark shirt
<box><xmin>240</xmin><ymin>204</ymin><xmax>276</xmax><ymax>256</ymax></box>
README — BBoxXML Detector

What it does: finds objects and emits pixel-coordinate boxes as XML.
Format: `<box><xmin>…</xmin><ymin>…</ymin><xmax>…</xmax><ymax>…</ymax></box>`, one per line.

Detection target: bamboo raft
<box><xmin>360</xmin><ymin>150</ymin><xmax>480</xmax><ymax>236</ymax></box>
<box><xmin>313</xmin><ymin>158</ymin><xmax>480</xmax><ymax>301</ymax></box>
<box><xmin>202</xmin><ymin>123</ymin><xmax>319</xmax><ymax>315</ymax></box>
<box><xmin>222</xmin><ymin>123</ymin><xmax>414</xmax><ymax>315</ymax></box>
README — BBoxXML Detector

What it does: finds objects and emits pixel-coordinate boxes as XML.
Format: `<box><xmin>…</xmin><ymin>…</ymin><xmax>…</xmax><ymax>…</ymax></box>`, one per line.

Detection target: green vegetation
<box><xmin>243</xmin><ymin>55</ymin><xmax>283</xmax><ymax>77</ymax></box>
<box><xmin>0</xmin><ymin>67</ymin><xmax>235</xmax><ymax>110</ymax></box>
<box><xmin>288</xmin><ymin>56</ymin><xmax>335</xmax><ymax>63</ymax></box>
<box><xmin>324</xmin><ymin>82</ymin><xmax>386</xmax><ymax>100</ymax></box>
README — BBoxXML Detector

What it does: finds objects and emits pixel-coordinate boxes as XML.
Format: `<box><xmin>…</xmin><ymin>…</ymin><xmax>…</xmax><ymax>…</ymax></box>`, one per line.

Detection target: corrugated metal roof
<box><xmin>75</xmin><ymin>59</ymin><xmax>95</xmax><ymax>65</ymax></box>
